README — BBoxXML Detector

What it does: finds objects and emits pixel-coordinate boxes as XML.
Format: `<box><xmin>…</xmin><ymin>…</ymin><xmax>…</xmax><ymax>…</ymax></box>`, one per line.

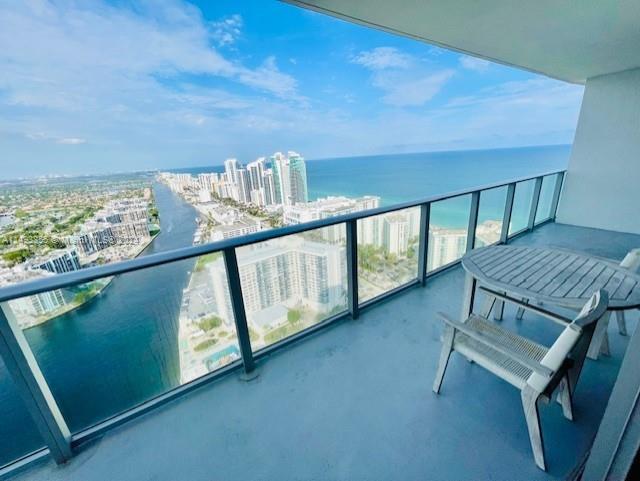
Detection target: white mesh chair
<box><xmin>432</xmin><ymin>290</ymin><xmax>609</xmax><ymax>471</ymax></box>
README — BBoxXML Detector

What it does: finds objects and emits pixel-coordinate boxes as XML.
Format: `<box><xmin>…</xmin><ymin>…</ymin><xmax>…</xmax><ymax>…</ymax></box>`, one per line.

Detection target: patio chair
<box><xmin>515</xmin><ymin>248</ymin><xmax>640</xmax><ymax>337</ymax></box>
<box><xmin>432</xmin><ymin>290</ymin><xmax>609</xmax><ymax>471</ymax></box>
<box><xmin>613</xmin><ymin>248</ymin><xmax>640</xmax><ymax>336</ymax></box>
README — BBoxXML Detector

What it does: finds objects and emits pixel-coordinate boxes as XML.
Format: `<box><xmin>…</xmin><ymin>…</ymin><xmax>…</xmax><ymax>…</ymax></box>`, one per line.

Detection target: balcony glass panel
<box><xmin>427</xmin><ymin>195</ymin><xmax>471</xmax><ymax>272</ymax></box>
<box><xmin>236</xmin><ymin>226</ymin><xmax>348</xmax><ymax>351</ymax></box>
<box><xmin>534</xmin><ymin>174</ymin><xmax>557</xmax><ymax>224</ymax></box>
<box><xmin>509</xmin><ymin>180</ymin><xmax>535</xmax><ymax>235</ymax></box>
<box><xmin>475</xmin><ymin>187</ymin><xmax>507</xmax><ymax>247</ymax></box>
<box><xmin>357</xmin><ymin>207</ymin><xmax>420</xmax><ymax>302</ymax></box>
<box><xmin>0</xmin><ymin>357</ymin><xmax>45</xmax><ymax>468</ymax></box>
<box><xmin>4</xmin><ymin>251</ymin><xmax>239</xmax><ymax>434</ymax></box>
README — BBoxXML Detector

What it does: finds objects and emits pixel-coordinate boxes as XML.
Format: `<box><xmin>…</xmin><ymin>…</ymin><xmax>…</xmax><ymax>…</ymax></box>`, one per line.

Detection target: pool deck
<box><xmin>8</xmin><ymin>222</ymin><xmax>640</xmax><ymax>481</ymax></box>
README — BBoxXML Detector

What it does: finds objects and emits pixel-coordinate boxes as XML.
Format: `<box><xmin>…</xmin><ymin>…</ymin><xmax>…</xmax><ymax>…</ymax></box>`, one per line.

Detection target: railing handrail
<box><xmin>0</xmin><ymin>168</ymin><xmax>565</xmax><ymax>303</ymax></box>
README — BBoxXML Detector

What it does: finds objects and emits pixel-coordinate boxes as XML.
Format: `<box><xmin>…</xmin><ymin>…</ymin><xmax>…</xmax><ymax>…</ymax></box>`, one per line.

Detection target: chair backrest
<box><xmin>620</xmin><ymin>248</ymin><xmax>640</xmax><ymax>272</ymax></box>
<box><xmin>526</xmin><ymin>290</ymin><xmax>609</xmax><ymax>393</ymax></box>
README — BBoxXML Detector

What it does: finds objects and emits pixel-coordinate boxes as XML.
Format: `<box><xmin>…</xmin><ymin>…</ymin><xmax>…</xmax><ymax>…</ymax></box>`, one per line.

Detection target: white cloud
<box><xmin>0</xmin><ymin>1</ymin><xmax>299</xmax><ymax>105</ymax></box>
<box><xmin>57</xmin><ymin>138</ymin><xmax>86</xmax><ymax>145</ymax></box>
<box><xmin>351</xmin><ymin>47</ymin><xmax>412</xmax><ymax>70</ymax></box>
<box><xmin>0</xmin><ymin>1</ymin><xmax>584</xmax><ymax>178</ymax></box>
<box><xmin>374</xmin><ymin>70</ymin><xmax>454</xmax><ymax>107</ymax></box>
<box><xmin>25</xmin><ymin>132</ymin><xmax>86</xmax><ymax>144</ymax></box>
<box><xmin>352</xmin><ymin>47</ymin><xmax>453</xmax><ymax>106</ymax></box>
<box><xmin>459</xmin><ymin>55</ymin><xmax>491</xmax><ymax>72</ymax></box>
<box><xmin>237</xmin><ymin>56</ymin><xmax>302</xmax><ymax>101</ymax></box>
<box><xmin>210</xmin><ymin>14</ymin><xmax>243</xmax><ymax>47</ymax></box>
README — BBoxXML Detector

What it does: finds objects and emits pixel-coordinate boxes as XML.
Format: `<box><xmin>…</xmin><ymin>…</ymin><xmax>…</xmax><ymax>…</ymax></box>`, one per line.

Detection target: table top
<box><xmin>462</xmin><ymin>245</ymin><xmax>640</xmax><ymax>310</ymax></box>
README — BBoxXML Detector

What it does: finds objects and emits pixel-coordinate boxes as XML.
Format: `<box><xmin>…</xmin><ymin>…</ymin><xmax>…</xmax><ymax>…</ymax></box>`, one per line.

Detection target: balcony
<box><xmin>2</xmin><ymin>220</ymin><xmax>638</xmax><ymax>481</ymax></box>
<box><xmin>0</xmin><ymin>167</ymin><xmax>638</xmax><ymax>480</ymax></box>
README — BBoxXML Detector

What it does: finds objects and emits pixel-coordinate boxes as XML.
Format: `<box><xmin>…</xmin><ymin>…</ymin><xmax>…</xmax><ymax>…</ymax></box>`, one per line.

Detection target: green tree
<box><xmin>287</xmin><ymin>309</ymin><xmax>302</xmax><ymax>324</ymax></box>
<box><xmin>2</xmin><ymin>248</ymin><xmax>33</xmax><ymax>265</ymax></box>
<box><xmin>194</xmin><ymin>338</ymin><xmax>218</xmax><ymax>352</ymax></box>
<box><xmin>198</xmin><ymin>315</ymin><xmax>223</xmax><ymax>332</ymax></box>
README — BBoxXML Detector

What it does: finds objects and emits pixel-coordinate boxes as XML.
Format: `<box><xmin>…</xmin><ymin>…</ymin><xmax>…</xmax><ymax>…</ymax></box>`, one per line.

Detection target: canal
<box><xmin>1</xmin><ymin>183</ymin><xmax>198</xmax><ymax>466</ymax></box>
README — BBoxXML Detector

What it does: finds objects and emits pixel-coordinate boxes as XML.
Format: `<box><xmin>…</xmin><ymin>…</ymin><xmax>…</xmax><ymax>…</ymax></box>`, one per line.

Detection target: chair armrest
<box><xmin>438</xmin><ymin>312</ymin><xmax>554</xmax><ymax>378</ymax></box>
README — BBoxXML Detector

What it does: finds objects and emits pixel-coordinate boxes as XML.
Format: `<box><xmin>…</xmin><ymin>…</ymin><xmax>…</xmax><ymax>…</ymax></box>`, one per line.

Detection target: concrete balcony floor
<box><xmin>10</xmin><ymin>223</ymin><xmax>640</xmax><ymax>481</ymax></box>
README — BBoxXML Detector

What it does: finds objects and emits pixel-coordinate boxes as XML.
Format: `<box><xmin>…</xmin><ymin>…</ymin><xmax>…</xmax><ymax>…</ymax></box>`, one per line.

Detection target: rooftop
<box><xmin>10</xmin><ymin>222</ymin><xmax>638</xmax><ymax>481</ymax></box>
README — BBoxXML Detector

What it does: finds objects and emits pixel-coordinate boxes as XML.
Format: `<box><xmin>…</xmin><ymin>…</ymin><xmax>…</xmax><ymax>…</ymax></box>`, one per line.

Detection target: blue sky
<box><xmin>0</xmin><ymin>0</ymin><xmax>584</xmax><ymax>179</ymax></box>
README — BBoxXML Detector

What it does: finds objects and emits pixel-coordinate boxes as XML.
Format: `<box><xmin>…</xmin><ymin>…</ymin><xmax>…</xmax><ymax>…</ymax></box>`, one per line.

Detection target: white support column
<box><xmin>557</xmin><ymin>67</ymin><xmax>640</xmax><ymax>234</ymax></box>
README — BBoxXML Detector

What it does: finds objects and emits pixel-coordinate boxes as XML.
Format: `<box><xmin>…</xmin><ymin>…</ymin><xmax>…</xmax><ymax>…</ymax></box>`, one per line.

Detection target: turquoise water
<box><xmin>179</xmin><ymin>144</ymin><xmax>570</xmax><ymax>228</ymax></box>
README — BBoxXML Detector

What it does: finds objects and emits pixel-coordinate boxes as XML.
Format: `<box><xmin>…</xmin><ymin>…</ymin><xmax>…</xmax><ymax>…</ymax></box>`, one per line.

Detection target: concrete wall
<box><xmin>557</xmin><ymin>68</ymin><xmax>640</xmax><ymax>234</ymax></box>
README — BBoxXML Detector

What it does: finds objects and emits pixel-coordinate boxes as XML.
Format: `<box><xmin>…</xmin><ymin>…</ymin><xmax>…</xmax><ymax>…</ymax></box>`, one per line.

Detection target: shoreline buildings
<box><xmin>161</xmin><ymin>151</ymin><xmax>308</xmax><ymax>209</ymax></box>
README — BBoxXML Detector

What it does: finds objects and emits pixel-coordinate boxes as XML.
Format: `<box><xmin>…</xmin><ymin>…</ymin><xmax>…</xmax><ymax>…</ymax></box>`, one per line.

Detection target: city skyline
<box><xmin>0</xmin><ymin>1</ymin><xmax>583</xmax><ymax>179</ymax></box>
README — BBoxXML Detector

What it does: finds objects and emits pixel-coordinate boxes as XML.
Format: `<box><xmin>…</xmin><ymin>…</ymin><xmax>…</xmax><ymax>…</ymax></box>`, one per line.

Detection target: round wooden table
<box><xmin>460</xmin><ymin>245</ymin><xmax>640</xmax><ymax>359</ymax></box>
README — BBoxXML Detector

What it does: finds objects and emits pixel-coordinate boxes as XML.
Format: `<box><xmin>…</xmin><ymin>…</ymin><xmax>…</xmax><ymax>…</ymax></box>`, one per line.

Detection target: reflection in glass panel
<box><xmin>357</xmin><ymin>207</ymin><xmax>420</xmax><ymax>302</ymax></box>
<box><xmin>237</xmin><ymin>227</ymin><xmax>348</xmax><ymax>351</ymax></box>
<box><xmin>475</xmin><ymin>187</ymin><xmax>507</xmax><ymax>247</ymax></box>
<box><xmin>4</xmin><ymin>251</ymin><xmax>238</xmax><ymax>434</ymax></box>
<box><xmin>428</xmin><ymin>195</ymin><xmax>471</xmax><ymax>272</ymax></box>
<box><xmin>0</xmin><ymin>355</ymin><xmax>45</xmax><ymax>468</ymax></box>
<box><xmin>534</xmin><ymin>175</ymin><xmax>557</xmax><ymax>224</ymax></box>
<box><xmin>509</xmin><ymin>180</ymin><xmax>535</xmax><ymax>235</ymax></box>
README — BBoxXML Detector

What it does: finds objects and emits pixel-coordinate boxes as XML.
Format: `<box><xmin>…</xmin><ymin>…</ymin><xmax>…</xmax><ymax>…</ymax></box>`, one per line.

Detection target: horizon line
<box><xmin>0</xmin><ymin>142</ymin><xmax>571</xmax><ymax>183</ymax></box>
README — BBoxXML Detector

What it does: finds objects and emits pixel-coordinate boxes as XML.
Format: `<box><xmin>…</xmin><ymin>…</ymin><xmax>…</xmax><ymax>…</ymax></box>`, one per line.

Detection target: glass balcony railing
<box><xmin>0</xmin><ymin>169</ymin><xmax>565</xmax><ymax>473</ymax></box>
<box><xmin>358</xmin><ymin>208</ymin><xmax>420</xmax><ymax>302</ymax></box>
<box><xmin>0</xmin><ymin>358</ymin><xmax>45</xmax><ymax>467</ymax></box>
<box><xmin>427</xmin><ymin>195</ymin><xmax>471</xmax><ymax>272</ymax></box>
<box><xmin>237</xmin><ymin>227</ymin><xmax>348</xmax><ymax>351</ymax></box>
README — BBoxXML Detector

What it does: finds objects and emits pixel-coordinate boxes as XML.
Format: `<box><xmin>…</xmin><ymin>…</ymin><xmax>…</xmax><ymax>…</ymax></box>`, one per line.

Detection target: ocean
<box><xmin>176</xmin><ymin>144</ymin><xmax>570</xmax><ymax>206</ymax></box>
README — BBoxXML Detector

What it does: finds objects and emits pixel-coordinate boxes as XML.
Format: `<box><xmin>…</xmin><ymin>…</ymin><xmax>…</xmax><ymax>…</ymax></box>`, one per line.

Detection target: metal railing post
<box><xmin>527</xmin><ymin>177</ymin><xmax>543</xmax><ymax>230</ymax></box>
<box><xmin>346</xmin><ymin>220</ymin><xmax>359</xmax><ymax>319</ymax></box>
<box><xmin>500</xmin><ymin>183</ymin><xmax>516</xmax><ymax>244</ymax></box>
<box><xmin>550</xmin><ymin>172</ymin><xmax>565</xmax><ymax>220</ymax></box>
<box><xmin>0</xmin><ymin>304</ymin><xmax>72</xmax><ymax>464</ymax></box>
<box><xmin>417</xmin><ymin>203</ymin><xmax>430</xmax><ymax>285</ymax></box>
<box><xmin>466</xmin><ymin>192</ymin><xmax>481</xmax><ymax>252</ymax></box>
<box><xmin>222</xmin><ymin>248</ymin><xmax>255</xmax><ymax>376</ymax></box>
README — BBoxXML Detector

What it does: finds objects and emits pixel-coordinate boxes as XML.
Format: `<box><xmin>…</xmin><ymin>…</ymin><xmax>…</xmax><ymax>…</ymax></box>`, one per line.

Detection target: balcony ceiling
<box><xmin>285</xmin><ymin>0</ymin><xmax>640</xmax><ymax>84</ymax></box>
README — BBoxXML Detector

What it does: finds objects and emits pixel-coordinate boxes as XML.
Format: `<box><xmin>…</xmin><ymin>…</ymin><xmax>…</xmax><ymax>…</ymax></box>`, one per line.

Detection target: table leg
<box><xmin>588</xmin><ymin>310</ymin><xmax>612</xmax><ymax>360</ymax></box>
<box><xmin>479</xmin><ymin>292</ymin><xmax>496</xmax><ymax>318</ymax></box>
<box><xmin>460</xmin><ymin>273</ymin><xmax>476</xmax><ymax>322</ymax></box>
<box><xmin>494</xmin><ymin>292</ymin><xmax>505</xmax><ymax>321</ymax></box>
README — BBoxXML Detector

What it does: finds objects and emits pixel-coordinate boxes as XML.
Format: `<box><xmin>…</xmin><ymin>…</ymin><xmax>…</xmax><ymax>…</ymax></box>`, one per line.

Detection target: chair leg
<box><xmin>521</xmin><ymin>386</ymin><xmax>546</xmax><ymax>471</ymax></box>
<box><xmin>516</xmin><ymin>298</ymin><xmax>528</xmax><ymax>320</ymax></box>
<box><xmin>558</xmin><ymin>377</ymin><xmax>573</xmax><ymax>421</ymax></box>
<box><xmin>616</xmin><ymin>310</ymin><xmax>628</xmax><ymax>336</ymax></box>
<box><xmin>433</xmin><ymin>326</ymin><xmax>455</xmax><ymax>394</ymax></box>
<box><xmin>588</xmin><ymin>311</ymin><xmax>611</xmax><ymax>360</ymax></box>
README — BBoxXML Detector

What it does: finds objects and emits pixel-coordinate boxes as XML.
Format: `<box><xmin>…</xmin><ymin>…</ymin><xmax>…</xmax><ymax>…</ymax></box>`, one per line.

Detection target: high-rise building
<box><xmin>208</xmin><ymin>238</ymin><xmax>345</xmax><ymax>321</ymax></box>
<box><xmin>427</xmin><ymin>227</ymin><xmax>467</xmax><ymax>271</ymax></box>
<box><xmin>236</xmin><ymin>169</ymin><xmax>252</xmax><ymax>204</ymax></box>
<box><xmin>263</xmin><ymin>169</ymin><xmax>277</xmax><ymax>206</ymax></box>
<box><xmin>288</xmin><ymin>151</ymin><xmax>308</xmax><ymax>204</ymax></box>
<box><xmin>247</xmin><ymin>158</ymin><xmax>265</xmax><ymax>191</ymax></box>
<box><xmin>283</xmin><ymin>196</ymin><xmax>381</xmax><ymax>244</ymax></box>
<box><xmin>270</xmin><ymin>152</ymin><xmax>289</xmax><ymax>205</ymax></box>
<box><xmin>198</xmin><ymin>173</ymin><xmax>219</xmax><ymax>193</ymax></box>
<box><xmin>383</xmin><ymin>214</ymin><xmax>409</xmax><ymax>255</ymax></box>
<box><xmin>270</xmin><ymin>151</ymin><xmax>309</xmax><ymax>206</ymax></box>
<box><xmin>33</xmin><ymin>250</ymin><xmax>81</xmax><ymax>274</ymax></box>
<box><xmin>224</xmin><ymin>158</ymin><xmax>240</xmax><ymax>186</ymax></box>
